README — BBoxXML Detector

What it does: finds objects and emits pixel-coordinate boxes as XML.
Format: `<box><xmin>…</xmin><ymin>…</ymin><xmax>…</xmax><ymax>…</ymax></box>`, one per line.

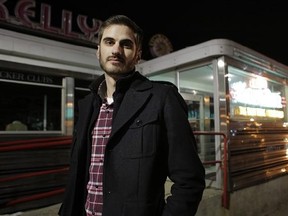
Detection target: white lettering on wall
<box><xmin>0</xmin><ymin>71</ymin><xmax>54</xmax><ymax>84</ymax></box>
<box><xmin>230</xmin><ymin>79</ymin><xmax>283</xmax><ymax>109</ymax></box>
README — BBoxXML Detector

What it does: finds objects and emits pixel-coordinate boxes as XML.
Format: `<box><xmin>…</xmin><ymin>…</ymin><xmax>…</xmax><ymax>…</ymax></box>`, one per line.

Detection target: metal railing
<box><xmin>193</xmin><ymin>131</ymin><xmax>229</xmax><ymax>209</ymax></box>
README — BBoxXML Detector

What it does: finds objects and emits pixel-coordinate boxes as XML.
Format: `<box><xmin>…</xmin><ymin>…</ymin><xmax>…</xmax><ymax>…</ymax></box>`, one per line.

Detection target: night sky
<box><xmin>76</xmin><ymin>1</ymin><xmax>288</xmax><ymax>65</ymax></box>
<box><xmin>5</xmin><ymin>0</ymin><xmax>288</xmax><ymax>65</ymax></box>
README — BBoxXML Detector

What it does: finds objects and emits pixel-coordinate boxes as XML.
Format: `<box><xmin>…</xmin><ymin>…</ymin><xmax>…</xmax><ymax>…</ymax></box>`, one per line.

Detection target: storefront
<box><xmin>0</xmin><ymin>28</ymin><xmax>102</xmax><ymax>137</ymax></box>
<box><xmin>0</xmin><ymin>27</ymin><xmax>103</xmax><ymax>214</ymax></box>
<box><xmin>137</xmin><ymin>38</ymin><xmax>288</xmax><ymax>211</ymax></box>
<box><xmin>0</xmin><ymin>0</ymin><xmax>103</xmax><ymax>137</ymax></box>
<box><xmin>0</xmin><ymin>1</ymin><xmax>106</xmax><ymax>213</ymax></box>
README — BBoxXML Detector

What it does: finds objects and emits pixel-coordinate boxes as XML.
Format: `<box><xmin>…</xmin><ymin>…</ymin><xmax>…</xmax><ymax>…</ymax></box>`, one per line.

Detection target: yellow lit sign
<box><xmin>234</xmin><ymin>106</ymin><xmax>284</xmax><ymax>118</ymax></box>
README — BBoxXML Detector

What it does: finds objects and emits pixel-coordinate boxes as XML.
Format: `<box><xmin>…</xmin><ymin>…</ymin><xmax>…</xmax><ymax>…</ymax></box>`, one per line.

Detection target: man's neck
<box><xmin>104</xmin><ymin>69</ymin><xmax>135</xmax><ymax>97</ymax></box>
<box><xmin>104</xmin><ymin>75</ymin><xmax>116</xmax><ymax>98</ymax></box>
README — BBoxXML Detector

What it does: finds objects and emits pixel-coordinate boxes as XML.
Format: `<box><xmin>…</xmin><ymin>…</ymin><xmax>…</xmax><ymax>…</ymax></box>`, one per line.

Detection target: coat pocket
<box><xmin>120</xmin><ymin>112</ymin><xmax>159</xmax><ymax>158</ymax></box>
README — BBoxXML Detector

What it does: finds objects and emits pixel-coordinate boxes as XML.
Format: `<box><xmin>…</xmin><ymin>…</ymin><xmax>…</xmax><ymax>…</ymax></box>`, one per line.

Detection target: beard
<box><xmin>99</xmin><ymin>57</ymin><xmax>136</xmax><ymax>78</ymax></box>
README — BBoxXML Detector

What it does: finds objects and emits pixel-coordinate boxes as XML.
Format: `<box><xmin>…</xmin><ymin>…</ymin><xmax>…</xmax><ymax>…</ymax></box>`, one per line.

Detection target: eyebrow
<box><xmin>102</xmin><ymin>37</ymin><xmax>135</xmax><ymax>45</ymax></box>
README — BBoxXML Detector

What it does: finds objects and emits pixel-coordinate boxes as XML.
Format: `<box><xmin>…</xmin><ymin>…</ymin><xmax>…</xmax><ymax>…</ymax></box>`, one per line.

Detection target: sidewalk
<box><xmin>4</xmin><ymin>201</ymin><xmax>288</xmax><ymax>216</ymax></box>
<box><xmin>2</xmin><ymin>186</ymin><xmax>288</xmax><ymax>216</ymax></box>
<box><xmin>0</xmin><ymin>203</ymin><xmax>60</xmax><ymax>216</ymax></box>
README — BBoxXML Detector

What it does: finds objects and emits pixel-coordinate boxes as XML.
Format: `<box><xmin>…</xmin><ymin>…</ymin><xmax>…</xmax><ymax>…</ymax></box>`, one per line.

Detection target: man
<box><xmin>59</xmin><ymin>14</ymin><xmax>205</xmax><ymax>216</ymax></box>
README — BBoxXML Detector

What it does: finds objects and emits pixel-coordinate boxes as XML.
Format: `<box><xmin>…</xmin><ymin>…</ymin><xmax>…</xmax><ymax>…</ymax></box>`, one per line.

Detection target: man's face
<box><xmin>97</xmin><ymin>24</ymin><xmax>141</xmax><ymax>77</ymax></box>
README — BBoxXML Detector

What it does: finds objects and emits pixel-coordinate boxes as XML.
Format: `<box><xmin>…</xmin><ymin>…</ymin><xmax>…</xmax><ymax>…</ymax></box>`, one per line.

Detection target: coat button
<box><xmin>136</xmin><ymin>119</ymin><xmax>142</xmax><ymax>126</ymax></box>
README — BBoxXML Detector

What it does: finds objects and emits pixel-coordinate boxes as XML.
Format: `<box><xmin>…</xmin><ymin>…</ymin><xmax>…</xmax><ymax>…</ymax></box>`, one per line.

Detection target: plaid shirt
<box><xmin>85</xmin><ymin>99</ymin><xmax>113</xmax><ymax>216</ymax></box>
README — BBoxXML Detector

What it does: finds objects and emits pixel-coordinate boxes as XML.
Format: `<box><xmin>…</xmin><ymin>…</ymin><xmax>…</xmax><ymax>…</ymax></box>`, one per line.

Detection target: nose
<box><xmin>112</xmin><ymin>42</ymin><xmax>122</xmax><ymax>55</ymax></box>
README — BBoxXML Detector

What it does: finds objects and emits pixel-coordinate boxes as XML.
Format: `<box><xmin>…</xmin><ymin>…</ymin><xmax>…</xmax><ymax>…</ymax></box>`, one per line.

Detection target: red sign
<box><xmin>0</xmin><ymin>0</ymin><xmax>102</xmax><ymax>45</ymax></box>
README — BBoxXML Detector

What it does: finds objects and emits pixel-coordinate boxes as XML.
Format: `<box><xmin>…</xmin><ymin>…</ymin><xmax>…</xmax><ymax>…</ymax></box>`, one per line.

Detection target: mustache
<box><xmin>107</xmin><ymin>54</ymin><xmax>124</xmax><ymax>62</ymax></box>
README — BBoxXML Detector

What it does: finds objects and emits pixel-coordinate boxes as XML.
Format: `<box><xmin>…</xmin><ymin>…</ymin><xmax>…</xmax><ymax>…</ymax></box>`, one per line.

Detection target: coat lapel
<box><xmin>109</xmin><ymin>88</ymin><xmax>151</xmax><ymax>139</ymax></box>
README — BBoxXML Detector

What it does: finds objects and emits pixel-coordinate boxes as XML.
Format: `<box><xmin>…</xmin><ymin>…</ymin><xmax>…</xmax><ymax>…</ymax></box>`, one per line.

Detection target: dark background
<box><xmin>4</xmin><ymin>0</ymin><xmax>288</xmax><ymax>65</ymax></box>
<box><xmin>66</xmin><ymin>1</ymin><xmax>288</xmax><ymax>65</ymax></box>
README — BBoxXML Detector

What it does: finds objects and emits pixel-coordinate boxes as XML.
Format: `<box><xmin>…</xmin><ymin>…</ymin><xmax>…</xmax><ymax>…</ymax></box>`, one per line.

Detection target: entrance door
<box><xmin>181</xmin><ymin>92</ymin><xmax>215</xmax><ymax>162</ymax></box>
<box><xmin>181</xmin><ymin>92</ymin><xmax>204</xmax><ymax>131</ymax></box>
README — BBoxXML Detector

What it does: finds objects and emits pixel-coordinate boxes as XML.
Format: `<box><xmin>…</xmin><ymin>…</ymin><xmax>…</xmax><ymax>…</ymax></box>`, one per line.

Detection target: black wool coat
<box><xmin>59</xmin><ymin>71</ymin><xmax>205</xmax><ymax>216</ymax></box>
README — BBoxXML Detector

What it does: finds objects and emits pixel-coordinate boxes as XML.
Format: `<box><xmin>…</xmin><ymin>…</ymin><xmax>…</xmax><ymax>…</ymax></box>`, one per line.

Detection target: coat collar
<box><xmin>109</xmin><ymin>72</ymin><xmax>153</xmax><ymax>141</ymax></box>
<box><xmin>89</xmin><ymin>71</ymin><xmax>152</xmax><ymax>95</ymax></box>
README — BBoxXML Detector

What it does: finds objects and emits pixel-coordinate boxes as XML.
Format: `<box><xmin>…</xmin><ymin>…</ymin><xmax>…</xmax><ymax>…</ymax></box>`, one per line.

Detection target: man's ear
<box><xmin>137</xmin><ymin>50</ymin><xmax>142</xmax><ymax>61</ymax></box>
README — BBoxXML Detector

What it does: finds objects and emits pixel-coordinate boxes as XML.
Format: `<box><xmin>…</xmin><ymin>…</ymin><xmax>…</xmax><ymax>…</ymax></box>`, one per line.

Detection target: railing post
<box><xmin>193</xmin><ymin>131</ymin><xmax>229</xmax><ymax>209</ymax></box>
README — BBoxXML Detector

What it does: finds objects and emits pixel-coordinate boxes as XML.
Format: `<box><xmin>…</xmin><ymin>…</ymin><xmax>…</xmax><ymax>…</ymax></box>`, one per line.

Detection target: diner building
<box><xmin>1</xmin><ymin>0</ymin><xmax>288</xmax><ymax>215</ymax></box>
<box><xmin>138</xmin><ymin>38</ymin><xmax>288</xmax><ymax>215</ymax></box>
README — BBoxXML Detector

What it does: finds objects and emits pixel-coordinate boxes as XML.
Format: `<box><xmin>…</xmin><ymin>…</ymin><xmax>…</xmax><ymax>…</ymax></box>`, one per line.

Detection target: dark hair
<box><xmin>97</xmin><ymin>15</ymin><xmax>143</xmax><ymax>49</ymax></box>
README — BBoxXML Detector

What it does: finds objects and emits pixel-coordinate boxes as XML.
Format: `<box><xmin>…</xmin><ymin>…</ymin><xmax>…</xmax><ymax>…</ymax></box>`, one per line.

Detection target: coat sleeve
<box><xmin>161</xmin><ymin>86</ymin><xmax>206</xmax><ymax>216</ymax></box>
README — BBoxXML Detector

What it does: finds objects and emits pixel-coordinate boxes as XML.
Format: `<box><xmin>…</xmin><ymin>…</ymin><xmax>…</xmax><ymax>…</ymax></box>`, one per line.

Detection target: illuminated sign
<box><xmin>0</xmin><ymin>0</ymin><xmax>102</xmax><ymax>45</ymax></box>
<box><xmin>234</xmin><ymin>106</ymin><xmax>284</xmax><ymax>118</ymax></box>
<box><xmin>230</xmin><ymin>77</ymin><xmax>283</xmax><ymax>109</ymax></box>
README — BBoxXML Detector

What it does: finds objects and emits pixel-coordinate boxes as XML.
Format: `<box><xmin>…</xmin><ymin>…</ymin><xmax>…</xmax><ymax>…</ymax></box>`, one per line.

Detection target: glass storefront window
<box><xmin>0</xmin><ymin>82</ymin><xmax>61</xmax><ymax>131</ymax></box>
<box><xmin>147</xmin><ymin>64</ymin><xmax>216</xmax><ymax>163</ymax></box>
<box><xmin>148</xmin><ymin>71</ymin><xmax>177</xmax><ymax>85</ymax></box>
<box><xmin>178</xmin><ymin>64</ymin><xmax>214</xmax><ymax>131</ymax></box>
<box><xmin>74</xmin><ymin>78</ymin><xmax>93</xmax><ymax>123</ymax></box>
<box><xmin>179</xmin><ymin>65</ymin><xmax>215</xmax><ymax>163</ymax></box>
<box><xmin>227</xmin><ymin>66</ymin><xmax>286</xmax><ymax>122</ymax></box>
